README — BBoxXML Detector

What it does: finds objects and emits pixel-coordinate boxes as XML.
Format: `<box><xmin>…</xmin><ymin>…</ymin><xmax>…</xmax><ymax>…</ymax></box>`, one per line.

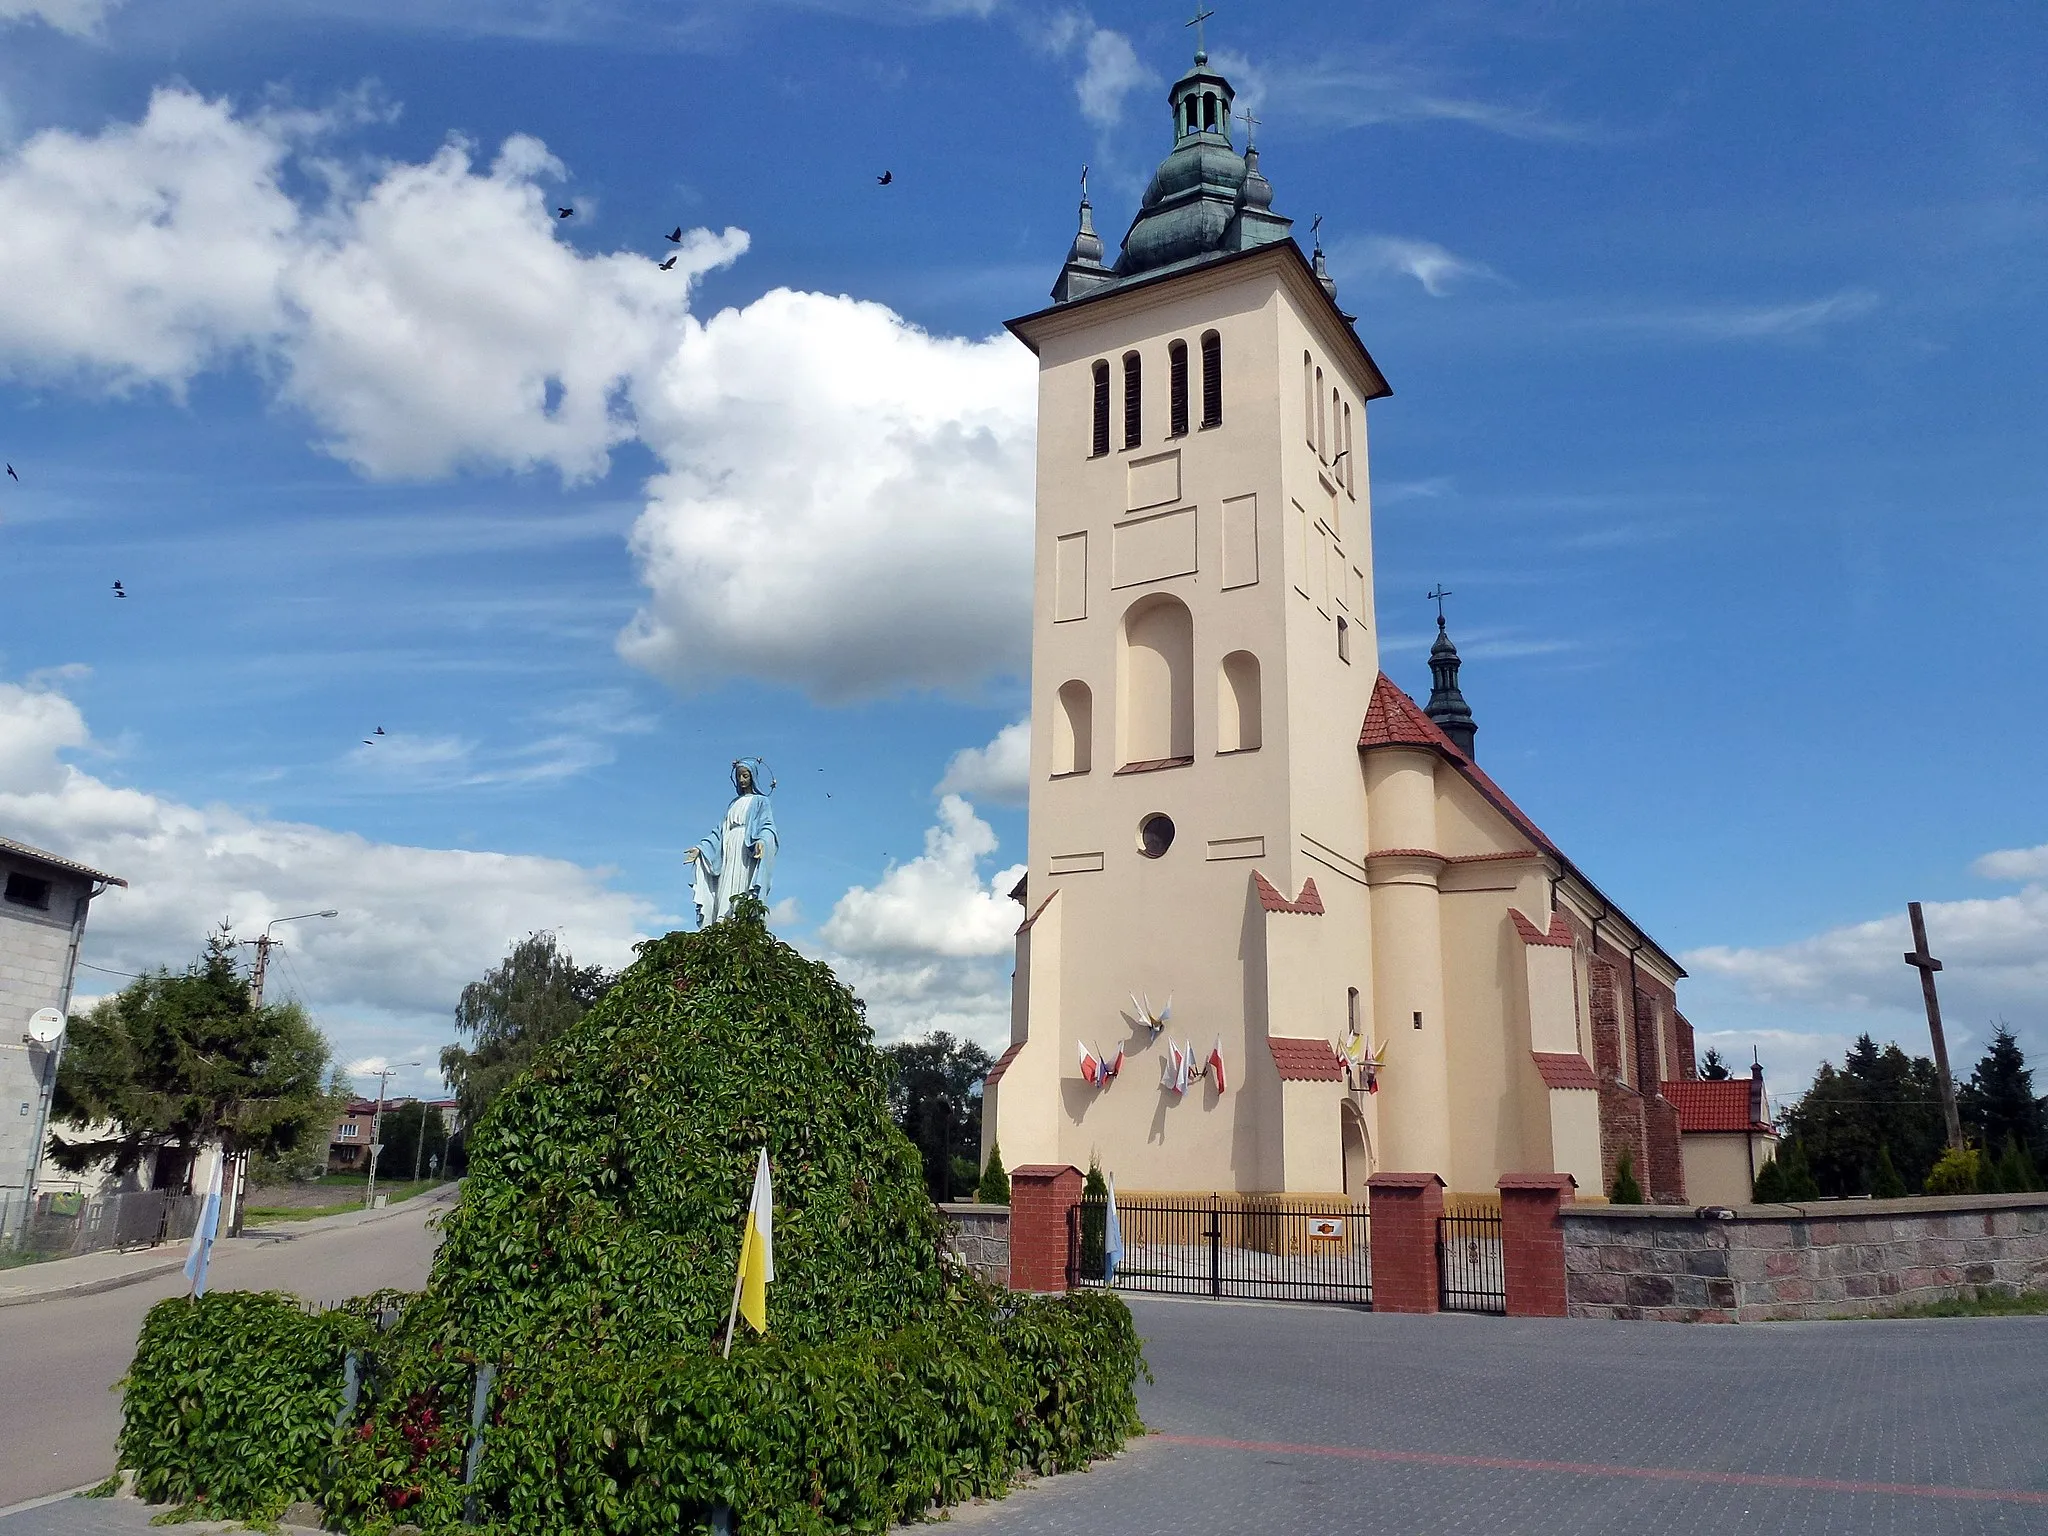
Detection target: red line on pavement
<box><xmin>1150</xmin><ymin>1434</ymin><xmax>2048</xmax><ymax>1507</ymax></box>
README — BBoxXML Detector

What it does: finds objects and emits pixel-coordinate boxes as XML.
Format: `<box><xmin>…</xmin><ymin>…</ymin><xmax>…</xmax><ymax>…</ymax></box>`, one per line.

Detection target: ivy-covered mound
<box><xmin>117</xmin><ymin>897</ymin><xmax>1144</xmax><ymax>1536</ymax></box>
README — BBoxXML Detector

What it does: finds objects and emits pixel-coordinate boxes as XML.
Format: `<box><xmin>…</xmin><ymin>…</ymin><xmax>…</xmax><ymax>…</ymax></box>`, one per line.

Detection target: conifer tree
<box><xmin>1870</xmin><ymin>1143</ymin><xmax>1907</xmax><ymax>1199</ymax></box>
<box><xmin>1994</xmin><ymin>1136</ymin><xmax>2036</xmax><ymax>1195</ymax></box>
<box><xmin>1699</xmin><ymin>1048</ymin><xmax>1731</xmax><ymax>1081</ymax></box>
<box><xmin>1777</xmin><ymin>1138</ymin><xmax>1821</xmax><ymax>1201</ymax></box>
<box><xmin>976</xmin><ymin>1140</ymin><xmax>1010</xmax><ymax>1204</ymax></box>
<box><xmin>1959</xmin><ymin>1025</ymin><xmax>2047</xmax><ymax>1169</ymax></box>
<box><xmin>1751</xmin><ymin>1152</ymin><xmax>1787</xmax><ymax>1203</ymax></box>
<box><xmin>1609</xmin><ymin>1148</ymin><xmax>1644</xmax><ymax>1204</ymax></box>
<box><xmin>1079</xmin><ymin>1159</ymin><xmax>1109</xmax><ymax>1279</ymax></box>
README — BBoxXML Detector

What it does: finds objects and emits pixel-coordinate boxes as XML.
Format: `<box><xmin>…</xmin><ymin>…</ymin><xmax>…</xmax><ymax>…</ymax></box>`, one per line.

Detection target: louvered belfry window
<box><xmin>1200</xmin><ymin>330</ymin><xmax>1222</xmax><ymax>428</ymax></box>
<box><xmin>1122</xmin><ymin>351</ymin><xmax>1142</xmax><ymax>449</ymax></box>
<box><xmin>1168</xmin><ymin>340</ymin><xmax>1189</xmax><ymax>437</ymax></box>
<box><xmin>1091</xmin><ymin>360</ymin><xmax>1110</xmax><ymax>456</ymax></box>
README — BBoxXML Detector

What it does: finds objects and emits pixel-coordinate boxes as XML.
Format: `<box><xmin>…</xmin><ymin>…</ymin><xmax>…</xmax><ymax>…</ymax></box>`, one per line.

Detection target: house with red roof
<box><xmin>1663</xmin><ymin>1068</ymin><xmax>1778</xmax><ymax>1206</ymax></box>
<box><xmin>982</xmin><ymin>47</ymin><xmax>1717</xmax><ymax>1204</ymax></box>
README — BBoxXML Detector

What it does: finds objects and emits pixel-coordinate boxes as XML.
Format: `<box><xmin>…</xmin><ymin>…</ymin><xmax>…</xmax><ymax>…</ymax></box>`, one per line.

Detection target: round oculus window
<box><xmin>1138</xmin><ymin>813</ymin><xmax>1176</xmax><ymax>859</ymax></box>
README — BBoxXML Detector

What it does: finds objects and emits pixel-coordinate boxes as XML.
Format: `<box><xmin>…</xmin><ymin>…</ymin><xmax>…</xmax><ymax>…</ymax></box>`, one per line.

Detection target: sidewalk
<box><xmin>0</xmin><ymin>1185</ymin><xmax>457</xmax><ymax>1309</ymax></box>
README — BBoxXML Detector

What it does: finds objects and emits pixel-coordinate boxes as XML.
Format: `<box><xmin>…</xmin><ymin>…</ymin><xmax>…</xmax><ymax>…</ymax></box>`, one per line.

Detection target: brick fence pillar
<box><xmin>1366</xmin><ymin>1172</ymin><xmax>1444</xmax><ymax>1313</ymax></box>
<box><xmin>1498</xmin><ymin>1173</ymin><xmax>1576</xmax><ymax>1318</ymax></box>
<box><xmin>1008</xmin><ymin>1164</ymin><xmax>1083</xmax><ymax>1293</ymax></box>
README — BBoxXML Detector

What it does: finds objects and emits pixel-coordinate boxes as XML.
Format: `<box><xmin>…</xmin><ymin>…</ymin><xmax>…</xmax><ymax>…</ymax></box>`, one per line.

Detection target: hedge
<box><xmin>119</xmin><ymin>1286</ymin><xmax>1143</xmax><ymax>1535</ymax></box>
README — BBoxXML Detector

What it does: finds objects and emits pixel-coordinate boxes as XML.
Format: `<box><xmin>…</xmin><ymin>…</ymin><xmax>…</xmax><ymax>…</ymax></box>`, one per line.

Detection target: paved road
<box><xmin>7</xmin><ymin>1287</ymin><xmax>2047</xmax><ymax>1534</ymax></box>
<box><xmin>0</xmin><ymin>1187</ymin><xmax>452</xmax><ymax>1508</ymax></box>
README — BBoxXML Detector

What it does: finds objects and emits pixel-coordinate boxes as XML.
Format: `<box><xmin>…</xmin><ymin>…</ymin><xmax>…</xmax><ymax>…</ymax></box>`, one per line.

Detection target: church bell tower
<box><xmin>984</xmin><ymin>37</ymin><xmax>1398</xmax><ymax>1193</ymax></box>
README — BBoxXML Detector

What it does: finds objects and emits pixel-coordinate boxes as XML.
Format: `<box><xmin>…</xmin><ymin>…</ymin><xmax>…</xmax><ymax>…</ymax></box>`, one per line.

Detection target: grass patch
<box><xmin>241</xmin><ymin>1180</ymin><xmax>440</xmax><ymax>1226</ymax></box>
<box><xmin>1848</xmin><ymin>1287</ymin><xmax>2048</xmax><ymax>1320</ymax></box>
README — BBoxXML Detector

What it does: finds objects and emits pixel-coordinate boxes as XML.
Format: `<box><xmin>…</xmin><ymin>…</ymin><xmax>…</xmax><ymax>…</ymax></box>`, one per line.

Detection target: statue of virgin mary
<box><xmin>685</xmin><ymin>758</ymin><xmax>779</xmax><ymax>926</ymax></box>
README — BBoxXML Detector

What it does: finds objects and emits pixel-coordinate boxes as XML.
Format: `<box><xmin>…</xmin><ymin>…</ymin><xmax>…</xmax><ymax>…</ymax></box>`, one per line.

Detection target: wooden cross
<box><xmin>1186</xmin><ymin>4</ymin><xmax>1214</xmax><ymax>54</ymax></box>
<box><xmin>1904</xmin><ymin>901</ymin><xmax>1965</xmax><ymax>1150</ymax></box>
<box><xmin>1427</xmin><ymin>583</ymin><xmax>1453</xmax><ymax>623</ymax></box>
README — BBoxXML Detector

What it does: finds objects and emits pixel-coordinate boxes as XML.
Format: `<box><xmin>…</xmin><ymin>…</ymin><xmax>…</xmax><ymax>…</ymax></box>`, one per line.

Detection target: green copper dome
<box><xmin>1049</xmin><ymin>43</ymin><xmax>1292</xmax><ymax>303</ymax></box>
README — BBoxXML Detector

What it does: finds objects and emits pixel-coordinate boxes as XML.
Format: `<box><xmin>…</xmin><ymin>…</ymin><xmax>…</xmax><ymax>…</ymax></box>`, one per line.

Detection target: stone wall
<box><xmin>938</xmin><ymin>1201</ymin><xmax>1010</xmax><ymax>1287</ymax></box>
<box><xmin>1563</xmin><ymin>1194</ymin><xmax>2048</xmax><ymax>1322</ymax></box>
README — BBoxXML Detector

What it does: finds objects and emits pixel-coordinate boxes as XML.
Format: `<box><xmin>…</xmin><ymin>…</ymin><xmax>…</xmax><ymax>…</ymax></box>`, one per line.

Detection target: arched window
<box><xmin>1336</xmin><ymin>616</ymin><xmax>1351</xmax><ymax>664</ymax></box>
<box><xmin>1054</xmin><ymin>680</ymin><xmax>1092</xmax><ymax>775</ymax></box>
<box><xmin>1168</xmin><ymin>340</ymin><xmax>1189</xmax><ymax>437</ymax></box>
<box><xmin>1315</xmin><ymin>366</ymin><xmax>1327</xmax><ymax>459</ymax></box>
<box><xmin>1120</xmin><ymin>594</ymin><xmax>1194</xmax><ymax>764</ymax></box>
<box><xmin>1341</xmin><ymin>401</ymin><xmax>1354</xmax><ymax>494</ymax></box>
<box><xmin>1203</xmin><ymin>93</ymin><xmax>1218</xmax><ymax>131</ymax></box>
<box><xmin>1303</xmin><ymin>353</ymin><xmax>1315</xmax><ymax>448</ymax></box>
<box><xmin>1090</xmin><ymin>360</ymin><xmax>1110</xmax><ymax>457</ymax></box>
<box><xmin>1200</xmin><ymin>330</ymin><xmax>1222</xmax><ymax>428</ymax></box>
<box><xmin>1218</xmin><ymin>650</ymin><xmax>1261</xmax><ymax>752</ymax></box>
<box><xmin>1122</xmin><ymin>350</ymin><xmax>1142</xmax><ymax>450</ymax></box>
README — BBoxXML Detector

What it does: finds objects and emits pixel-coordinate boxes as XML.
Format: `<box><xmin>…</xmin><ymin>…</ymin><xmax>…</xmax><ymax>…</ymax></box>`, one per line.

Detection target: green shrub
<box><xmin>1077</xmin><ymin>1161</ymin><xmax>1108</xmax><ymax>1280</ymax></box>
<box><xmin>1751</xmin><ymin>1152</ymin><xmax>1785</xmax><ymax>1202</ymax></box>
<box><xmin>1609</xmin><ymin>1149</ymin><xmax>1643</xmax><ymax>1205</ymax></box>
<box><xmin>1869</xmin><ymin>1144</ymin><xmax>1908</xmax><ymax>1199</ymax></box>
<box><xmin>976</xmin><ymin>1142</ymin><xmax>1010</xmax><ymax>1205</ymax></box>
<box><xmin>1924</xmin><ymin>1145</ymin><xmax>1982</xmax><ymax>1196</ymax></box>
<box><xmin>116</xmin><ymin>901</ymin><xmax>1145</xmax><ymax>1534</ymax></box>
<box><xmin>116</xmin><ymin>1291</ymin><xmax>379</xmax><ymax>1519</ymax></box>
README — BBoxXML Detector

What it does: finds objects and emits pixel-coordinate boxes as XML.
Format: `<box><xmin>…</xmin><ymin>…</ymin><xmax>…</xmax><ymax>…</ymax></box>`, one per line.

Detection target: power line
<box><xmin>76</xmin><ymin>960</ymin><xmax>144</xmax><ymax>979</ymax></box>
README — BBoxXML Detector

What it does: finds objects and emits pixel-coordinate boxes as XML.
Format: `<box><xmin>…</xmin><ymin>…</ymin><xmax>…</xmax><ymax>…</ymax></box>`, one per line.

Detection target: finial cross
<box><xmin>1080</xmin><ymin>164</ymin><xmax>1089</xmax><ymax>200</ymax></box>
<box><xmin>1239</xmin><ymin>108</ymin><xmax>1260</xmax><ymax>148</ymax></box>
<box><xmin>1186</xmin><ymin>4</ymin><xmax>1214</xmax><ymax>56</ymax></box>
<box><xmin>1427</xmin><ymin>584</ymin><xmax>1453</xmax><ymax>624</ymax></box>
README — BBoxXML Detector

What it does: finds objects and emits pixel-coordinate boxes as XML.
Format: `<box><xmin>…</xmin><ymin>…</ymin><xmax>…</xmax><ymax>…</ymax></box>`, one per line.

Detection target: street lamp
<box><xmin>358</xmin><ymin>1063</ymin><xmax>421</xmax><ymax>1210</ymax></box>
<box><xmin>245</xmin><ymin>909</ymin><xmax>340</xmax><ymax>1007</ymax></box>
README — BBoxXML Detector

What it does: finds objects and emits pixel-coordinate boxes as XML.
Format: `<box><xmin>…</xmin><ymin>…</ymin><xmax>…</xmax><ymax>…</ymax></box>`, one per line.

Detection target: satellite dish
<box><xmin>26</xmin><ymin>1008</ymin><xmax>65</xmax><ymax>1044</ymax></box>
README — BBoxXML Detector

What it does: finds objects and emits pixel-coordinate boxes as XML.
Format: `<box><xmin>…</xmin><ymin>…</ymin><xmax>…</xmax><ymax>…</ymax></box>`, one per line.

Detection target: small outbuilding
<box><xmin>1662</xmin><ymin>1068</ymin><xmax>1777</xmax><ymax>1206</ymax></box>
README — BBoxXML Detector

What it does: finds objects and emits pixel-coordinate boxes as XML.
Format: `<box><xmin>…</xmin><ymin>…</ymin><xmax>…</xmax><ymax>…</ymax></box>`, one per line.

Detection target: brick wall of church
<box><xmin>1588</xmin><ymin>951</ymin><xmax>1686</xmax><ymax>1204</ymax></box>
<box><xmin>1675</xmin><ymin>1014</ymin><xmax>1699</xmax><ymax>1080</ymax></box>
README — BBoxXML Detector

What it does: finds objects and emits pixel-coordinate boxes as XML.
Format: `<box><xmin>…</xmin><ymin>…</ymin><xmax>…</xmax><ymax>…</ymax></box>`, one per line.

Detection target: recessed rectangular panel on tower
<box><xmin>1221</xmin><ymin>494</ymin><xmax>1259</xmax><ymax>589</ymax></box>
<box><xmin>1054</xmin><ymin>531</ymin><xmax>1088</xmax><ymax>622</ymax></box>
<box><xmin>1111</xmin><ymin>506</ymin><xmax>1197</xmax><ymax>589</ymax></box>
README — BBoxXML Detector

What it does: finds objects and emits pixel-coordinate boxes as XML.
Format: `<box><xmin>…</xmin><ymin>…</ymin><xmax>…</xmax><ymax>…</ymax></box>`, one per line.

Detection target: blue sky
<box><xmin>1</xmin><ymin>0</ymin><xmax>2044</xmax><ymax>1104</ymax></box>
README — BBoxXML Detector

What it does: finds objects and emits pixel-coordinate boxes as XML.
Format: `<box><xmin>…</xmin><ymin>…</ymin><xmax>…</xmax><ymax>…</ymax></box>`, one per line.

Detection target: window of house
<box><xmin>1200</xmin><ymin>331</ymin><xmax>1222</xmax><ymax>428</ymax></box>
<box><xmin>1090</xmin><ymin>360</ymin><xmax>1110</xmax><ymax>457</ymax></box>
<box><xmin>1168</xmin><ymin>340</ymin><xmax>1189</xmax><ymax>436</ymax></box>
<box><xmin>1122</xmin><ymin>351</ymin><xmax>1143</xmax><ymax>449</ymax></box>
<box><xmin>3</xmin><ymin>872</ymin><xmax>52</xmax><ymax>910</ymax></box>
<box><xmin>340</xmin><ymin>1123</ymin><xmax>360</xmax><ymax>1139</ymax></box>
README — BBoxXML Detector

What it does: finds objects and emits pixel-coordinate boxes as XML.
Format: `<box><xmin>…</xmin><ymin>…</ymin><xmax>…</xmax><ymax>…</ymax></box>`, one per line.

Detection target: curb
<box><xmin>0</xmin><ymin>1481</ymin><xmax>105</xmax><ymax>1520</ymax></box>
<box><xmin>0</xmin><ymin>1185</ymin><xmax>458</xmax><ymax>1309</ymax></box>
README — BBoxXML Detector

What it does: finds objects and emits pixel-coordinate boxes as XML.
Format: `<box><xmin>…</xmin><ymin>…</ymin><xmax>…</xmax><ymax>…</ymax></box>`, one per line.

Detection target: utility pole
<box><xmin>1903</xmin><ymin>901</ymin><xmax>1965</xmax><ymax>1152</ymax></box>
<box><xmin>231</xmin><ymin>909</ymin><xmax>337</xmax><ymax>1235</ymax></box>
<box><xmin>362</xmin><ymin>1062</ymin><xmax>420</xmax><ymax>1209</ymax></box>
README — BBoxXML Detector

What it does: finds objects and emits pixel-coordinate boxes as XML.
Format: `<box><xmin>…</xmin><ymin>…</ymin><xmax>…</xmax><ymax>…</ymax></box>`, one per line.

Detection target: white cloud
<box><xmin>0</xmin><ymin>0</ymin><xmax>119</xmax><ymax>37</ymax></box>
<box><xmin>1348</xmin><ymin>236</ymin><xmax>1501</xmax><ymax>298</ymax></box>
<box><xmin>821</xmin><ymin>794</ymin><xmax>1023</xmax><ymax>959</ymax></box>
<box><xmin>1602</xmin><ymin>289</ymin><xmax>1881</xmax><ymax>342</ymax></box>
<box><xmin>0</xmin><ymin>87</ymin><xmax>747</xmax><ymax>481</ymax></box>
<box><xmin>1075</xmin><ymin>28</ymin><xmax>1148</xmax><ymax>128</ymax></box>
<box><xmin>0</xmin><ymin>677</ymin><xmax>654</xmax><ymax>1087</ymax></box>
<box><xmin>1972</xmin><ymin>842</ymin><xmax>2048</xmax><ymax>882</ymax></box>
<box><xmin>0</xmin><ymin>86</ymin><xmax>1037</xmax><ymax>700</ymax></box>
<box><xmin>618</xmin><ymin>288</ymin><xmax>1036</xmax><ymax>700</ymax></box>
<box><xmin>935</xmin><ymin>719</ymin><xmax>1029</xmax><ymax>806</ymax></box>
<box><xmin>1212</xmin><ymin>50</ymin><xmax>1591</xmax><ymax>144</ymax></box>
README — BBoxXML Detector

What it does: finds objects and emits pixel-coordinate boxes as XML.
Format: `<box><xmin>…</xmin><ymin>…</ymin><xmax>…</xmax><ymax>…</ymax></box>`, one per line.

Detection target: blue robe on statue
<box><xmin>691</xmin><ymin>765</ymin><xmax>778</xmax><ymax>926</ymax></box>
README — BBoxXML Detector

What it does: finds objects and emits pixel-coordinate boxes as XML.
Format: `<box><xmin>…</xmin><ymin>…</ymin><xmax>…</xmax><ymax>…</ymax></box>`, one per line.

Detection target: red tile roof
<box><xmin>1532</xmin><ymin>1052</ymin><xmax>1600</xmax><ymax>1091</ymax></box>
<box><xmin>1509</xmin><ymin>908</ymin><xmax>1574</xmax><ymax>948</ymax></box>
<box><xmin>1252</xmin><ymin>872</ymin><xmax>1325</xmax><ymax>914</ymax></box>
<box><xmin>985</xmin><ymin>1041</ymin><xmax>1025</xmax><ymax>1088</ymax></box>
<box><xmin>1357</xmin><ymin>673</ymin><xmax>1685</xmax><ymax>981</ymax></box>
<box><xmin>1663</xmin><ymin>1079</ymin><xmax>1772</xmax><ymax>1133</ymax></box>
<box><xmin>1269</xmin><ymin>1038</ymin><xmax>1345</xmax><ymax>1081</ymax></box>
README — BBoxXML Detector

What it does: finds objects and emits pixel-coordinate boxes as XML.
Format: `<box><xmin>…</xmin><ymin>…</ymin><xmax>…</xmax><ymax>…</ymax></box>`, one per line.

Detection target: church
<box><xmin>980</xmin><ymin>39</ymin><xmax>1708</xmax><ymax>1205</ymax></box>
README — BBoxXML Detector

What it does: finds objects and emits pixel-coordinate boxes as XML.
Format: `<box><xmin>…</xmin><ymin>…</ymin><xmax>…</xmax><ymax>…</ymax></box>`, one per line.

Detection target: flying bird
<box><xmin>666</xmin><ymin>227</ymin><xmax>683</xmax><ymax>243</ymax></box>
<box><xmin>876</xmin><ymin>170</ymin><xmax>893</xmax><ymax>185</ymax></box>
<box><xmin>5</xmin><ymin>464</ymin><xmax>16</xmax><ymax>482</ymax></box>
<box><xmin>659</xmin><ymin>255</ymin><xmax>678</xmax><ymax>271</ymax></box>
<box><xmin>375</xmin><ymin>726</ymin><xmax>386</xmax><ymax>736</ymax></box>
<box><xmin>111</xmin><ymin>580</ymin><xmax>126</xmax><ymax>598</ymax></box>
<box><xmin>556</xmin><ymin>206</ymin><xmax>574</xmax><ymax>219</ymax></box>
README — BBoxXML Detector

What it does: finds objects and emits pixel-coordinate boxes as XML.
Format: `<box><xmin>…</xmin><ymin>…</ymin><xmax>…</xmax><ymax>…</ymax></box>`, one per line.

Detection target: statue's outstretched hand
<box><xmin>751</xmin><ymin>841</ymin><xmax>766</xmax><ymax>861</ymax></box>
<box><xmin>683</xmin><ymin>847</ymin><xmax>700</xmax><ymax>863</ymax></box>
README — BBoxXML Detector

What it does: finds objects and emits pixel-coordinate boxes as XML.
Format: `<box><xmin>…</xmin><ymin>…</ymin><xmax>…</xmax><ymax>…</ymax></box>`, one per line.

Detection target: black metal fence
<box><xmin>1437</xmin><ymin>1207</ymin><xmax>1506</xmax><ymax>1314</ymax></box>
<box><xmin>1069</xmin><ymin>1195</ymin><xmax>1372</xmax><ymax>1305</ymax></box>
<box><xmin>0</xmin><ymin>1188</ymin><xmax>200</xmax><ymax>1260</ymax></box>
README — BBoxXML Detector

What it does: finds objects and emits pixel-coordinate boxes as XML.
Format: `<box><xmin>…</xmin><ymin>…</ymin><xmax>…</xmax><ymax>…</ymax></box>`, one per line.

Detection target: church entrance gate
<box><xmin>1068</xmin><ymin>1195</ymin><xmax>1373</xmax><ymax>1306</ymax></box>
<box><xmin>1437</xmin><ymin>1207</ymin><xmax>1507</xmax><ymax>1314</ymax></box>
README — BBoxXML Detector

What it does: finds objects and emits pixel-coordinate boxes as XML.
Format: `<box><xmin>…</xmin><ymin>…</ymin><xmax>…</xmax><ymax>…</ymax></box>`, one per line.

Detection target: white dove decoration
<box><xmin>1129</xmin><ymin>992</ymin><xmax>1173</xmax><ymax>1038</ymax></box>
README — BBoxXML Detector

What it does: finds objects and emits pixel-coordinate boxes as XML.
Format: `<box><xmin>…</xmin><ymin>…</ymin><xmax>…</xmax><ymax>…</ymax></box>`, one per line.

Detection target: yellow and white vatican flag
<box><xmin>723</xmin><ymin>1148</ymin><xmax>775</xmax><ymax>1357</ymax></box>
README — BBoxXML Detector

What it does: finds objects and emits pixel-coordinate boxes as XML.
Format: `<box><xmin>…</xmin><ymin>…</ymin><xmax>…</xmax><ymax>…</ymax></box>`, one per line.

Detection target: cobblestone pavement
<box><xmin>7</xmin><ymin>1294</ymin><xmax>2046</xmax><ymax>1536</ymax></box>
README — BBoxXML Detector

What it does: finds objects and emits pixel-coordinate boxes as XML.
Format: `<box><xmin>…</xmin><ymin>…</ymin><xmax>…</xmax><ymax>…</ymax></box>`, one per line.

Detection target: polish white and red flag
<box><xmin>1207</xmin><ymin>1037</ymin><xmax>1227</xmax><ymax>1094</ymax></box>
<box><xmin>1078</xmin><ymin>1042</ymin><xmax>1101</xmax><ymax>1084</ymax></box>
